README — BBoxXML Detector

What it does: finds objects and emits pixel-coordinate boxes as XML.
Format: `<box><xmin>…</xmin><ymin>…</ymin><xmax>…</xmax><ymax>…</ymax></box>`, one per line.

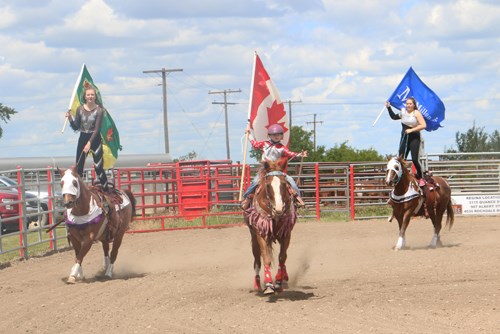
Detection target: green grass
<box><xmin>0</xmin><ymin>227</ymin><xmax>69</xmax><ymax>265</ymax></box>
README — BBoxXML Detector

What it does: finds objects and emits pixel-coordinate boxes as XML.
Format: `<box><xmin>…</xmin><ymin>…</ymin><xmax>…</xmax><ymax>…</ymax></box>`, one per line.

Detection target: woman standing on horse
<box><xmin>65</xmin><ymin>86</ymin><xmax>109</xmax><ymax>192</ymax></box>
<box><xmin>241</xmin><ymin>123</ymin><xmax>308</xmax><ymax>209</ymax></box>
<box><xmin>386</xmin><ymin>97</ymin><xmax>427</xmax><ymax>186</ymax></box>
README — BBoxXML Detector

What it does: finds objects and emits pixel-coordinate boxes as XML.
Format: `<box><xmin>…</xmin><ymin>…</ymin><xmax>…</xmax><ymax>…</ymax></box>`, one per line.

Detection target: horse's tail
<box><xmin>123</xmin><ymin>189</ymin><xmax>137</xmax><ymax>217</ymax></box>
<box><xmin>445</xmin><ymin>199</ymin><xmax>455</xmax><ymax>230</ymax></box>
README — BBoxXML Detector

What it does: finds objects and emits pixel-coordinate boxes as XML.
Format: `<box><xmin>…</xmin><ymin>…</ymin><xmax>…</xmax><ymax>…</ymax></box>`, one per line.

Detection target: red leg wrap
<box><xmin>254</xmin><ymin>275</ymin><xmax>261</xmax><ymax>291</ymax></box>
<box><xmin>276</xmin><ymin>263</ymin><xmax>288</xmax><ymax>282</ymax></box>
<box><xmin>264</xmin><ymin>265</ymin><xmax>273</xmax><ymax>284</ymax></box>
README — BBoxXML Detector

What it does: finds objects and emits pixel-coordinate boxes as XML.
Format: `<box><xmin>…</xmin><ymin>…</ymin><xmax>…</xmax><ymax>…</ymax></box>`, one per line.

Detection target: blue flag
<box><xmin>387</xmin><ymin>67</ymin><xmax>445</xmax><ymax>131</ymax></box>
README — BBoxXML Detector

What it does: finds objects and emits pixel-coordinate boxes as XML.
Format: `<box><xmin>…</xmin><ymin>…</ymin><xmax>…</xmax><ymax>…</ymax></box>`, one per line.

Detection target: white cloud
<box><xmin>0</xmin><ymin>0</ymin><xmax>499</xmax><ymax>162</ymax></box>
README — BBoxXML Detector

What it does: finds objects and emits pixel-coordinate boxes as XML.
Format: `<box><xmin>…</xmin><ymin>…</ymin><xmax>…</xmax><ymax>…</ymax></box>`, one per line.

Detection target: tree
<box><xmin>321</xmin><ymin>141</ymin><xmax>383</xmax><ymax>162</ymax></box>
<box><xmin>454</xmin><ymin>121</ymin><xmax>489</xmax><ymax>152</ymax></box>
<box><xmin>0</xmin><ymin>103</ymin><xmax>17</xmax><ymax>139</ymax></box>
<box><xmin>248</xmin><ymin>126</ymin><xmax>384</xmax><ymax>162</ymax></box>
<box><xmin>489</xmin><ymin>130</ymin><xmax>500</xmax><ymax>151</ymax></box>
<box><xmin>445</xmin><ymin>122</ymin><xmax>500</xmax><ymax>158</ymax></box>
<box><xmin>249</xmin><ymin>125</ymin><xmax>315</xmax><ymax>162</ymax></box>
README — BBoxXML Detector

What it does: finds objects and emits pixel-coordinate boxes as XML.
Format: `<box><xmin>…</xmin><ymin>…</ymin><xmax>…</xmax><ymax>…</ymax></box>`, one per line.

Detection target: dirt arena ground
<box><xmin>0</xmin><ymin>215</ymin><xmax>498</xmax><ymax>334</ymax></box>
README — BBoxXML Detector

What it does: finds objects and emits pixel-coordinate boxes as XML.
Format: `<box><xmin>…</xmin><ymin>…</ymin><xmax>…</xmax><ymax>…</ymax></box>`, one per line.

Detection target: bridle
<box><xmin>263</xmin><ymin>170</ymin><xmax>288</xmax><ymax>217</ymax></box>
<box><xmin>61</xmin><ymin>169</ymin><xmax>81</xmax><ymax>208</ymax></box>
<box><xmin>386</xmin><ymin>158</ymin><xmax>403</xmax><ymax>186</ymax></box>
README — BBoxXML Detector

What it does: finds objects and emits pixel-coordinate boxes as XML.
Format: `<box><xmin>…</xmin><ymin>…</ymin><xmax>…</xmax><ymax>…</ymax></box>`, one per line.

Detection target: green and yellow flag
<box><xmin>67</xmin><ymin>64</ymin><xmax>122</xmax><ymax>169</ymax></box>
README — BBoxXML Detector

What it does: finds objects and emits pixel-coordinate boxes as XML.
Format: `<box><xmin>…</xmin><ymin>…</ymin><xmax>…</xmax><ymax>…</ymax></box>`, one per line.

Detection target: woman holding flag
<box><xmin>65</xmin><ymin>86</ymin><xmax>110</xmax><ymax>192</ymax></box>
<box><xmin>386</xmin><ymin>97</ymin><xmax>427</xmax><ymax>186</ymax></box>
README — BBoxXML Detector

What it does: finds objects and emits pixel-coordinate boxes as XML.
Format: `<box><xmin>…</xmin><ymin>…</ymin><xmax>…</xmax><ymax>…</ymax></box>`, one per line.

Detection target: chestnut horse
<box><xmin>243</xmin><ymin>158</ymin><xmax>297</xmax><ymax>294</ymax></box>
<box><xmin>385</xmin><ymin>156</ymin><xmax>454</xmax><ymax>250</ymax></box>
<box><xmin>59</xmin><ymin>167</ymin><xmax>136</xmax><ymax>283</ymax></box>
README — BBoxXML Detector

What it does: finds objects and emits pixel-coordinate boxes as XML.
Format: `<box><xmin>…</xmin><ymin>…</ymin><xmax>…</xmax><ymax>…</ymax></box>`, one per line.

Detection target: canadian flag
<box><xmin>248</xmin><ymin>52</ymin><xmax>289</xmax><ymax>146</ymax></box>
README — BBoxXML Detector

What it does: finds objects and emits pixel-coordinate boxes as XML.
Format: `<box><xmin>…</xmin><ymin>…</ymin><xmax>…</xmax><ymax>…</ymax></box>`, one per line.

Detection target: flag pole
<box><xmin>62</xmin><ymin>63</ymin><xmax>85</xmax><ymax>133</ymax></box>
<box><xmin>372</xmin><ymin>105</ymin><xmax>386</xmax><ymax>127</ymax></box>
<box><xmin>238</xmin><ymin>52</ymin><xmax>257</xmax><ymax>201</ymax></box>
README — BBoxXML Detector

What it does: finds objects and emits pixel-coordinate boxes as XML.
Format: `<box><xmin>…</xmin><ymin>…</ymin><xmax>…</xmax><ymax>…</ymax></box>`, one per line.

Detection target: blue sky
<box><xmin>0</xmin><ymin>0</ymin><xmax>499</xmax><ymax>164</ymax></box>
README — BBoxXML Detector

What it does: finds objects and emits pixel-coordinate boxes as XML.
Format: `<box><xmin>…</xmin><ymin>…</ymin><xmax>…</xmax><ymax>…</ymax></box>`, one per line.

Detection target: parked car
<box><xmin>0</xmin><ymin>188</ymin><xmax>41</xmax><ymax>234</ymax></box>
<box><xmin>0</xmin><ymin>175</ymin><xmax>64</xmax><ymax>232</ymax></box>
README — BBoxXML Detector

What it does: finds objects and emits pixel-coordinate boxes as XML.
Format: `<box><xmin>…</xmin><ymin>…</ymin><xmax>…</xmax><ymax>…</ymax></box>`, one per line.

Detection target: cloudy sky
<box><xmin>1</xmin><ymin>0</ymin><xmax>499</xmax><ymax>164</ymax></box>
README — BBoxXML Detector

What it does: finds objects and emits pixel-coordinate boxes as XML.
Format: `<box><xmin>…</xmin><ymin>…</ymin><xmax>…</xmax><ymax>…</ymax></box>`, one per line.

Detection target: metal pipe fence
<box><xmin>1</xmin><ymin>153</ymin><xmax>498</xmax><ymax>261</ymax></box>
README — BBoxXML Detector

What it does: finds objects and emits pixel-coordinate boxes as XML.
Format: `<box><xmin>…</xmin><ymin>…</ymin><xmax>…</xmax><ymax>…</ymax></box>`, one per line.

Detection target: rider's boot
<box><xmin>294</xmin><ymin>195</ymin><xmax>305</xmax><ymax>208</ymax></box>
<box><xmin>240</xmin><ymin>194</ymin><xmax>253</xmax><ymax>210</ymax></box>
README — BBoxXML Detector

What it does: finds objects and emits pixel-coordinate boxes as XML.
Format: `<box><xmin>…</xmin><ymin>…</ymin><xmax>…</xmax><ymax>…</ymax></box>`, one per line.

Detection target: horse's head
<box><xmin>59</xmin><ymin>166</ymin><xmax>81</xmax><ymax>209</ymax></box>
<box><xmin>260</xmin><ymin>158</ymin><xmax>290</xmax><ymax>218</ymax></box>
<box><xmin>385</xmin><ymin>156</ymin><xmax>404</xmax><ymax>186</ymax></box>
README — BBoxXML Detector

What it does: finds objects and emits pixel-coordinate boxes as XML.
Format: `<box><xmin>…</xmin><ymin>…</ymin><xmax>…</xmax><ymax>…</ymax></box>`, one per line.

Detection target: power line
<box><xmin>142</xmin><ymin>68</ymin><xmax>183</xmax><ymax>156</ymax></box>
<box><xmin>209</xmin><ymin>89</ymin><xmax>241</xmax><ymax>160</ymax></box>
<box><xmin>306</xmin><ymin>113</ymin><xmax>323</xmax><ymax>151</ymax></box>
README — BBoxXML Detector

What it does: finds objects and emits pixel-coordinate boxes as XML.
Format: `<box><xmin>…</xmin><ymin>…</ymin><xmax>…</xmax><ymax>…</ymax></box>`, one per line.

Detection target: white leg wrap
<box><xmin>105</xmin><ymin>263</ymin><xmax>114</xmax><ymax>278</ymax></box>
<box><xmin>70</xmin><ymin>263</ymin><xmax>81</xmax><ymax>277</ymax></box>
<box><xmin>395</xmin><ymin>236</ymin><xmax>405</xmax><ymax>250</ymax></box>
<box><xmin>103</xmin><ymin>256</ymin><xmax>111</xmax><ymax>271</ymax></box>
<box><xmin>430</xmin><ymin>234</ymin><xmax>439</xmax><ymax>248</ymax></box>
<box><xmin>254</xmin><ymin>264</ymin><xmax>260</xmax><ymax>276</ymax></box>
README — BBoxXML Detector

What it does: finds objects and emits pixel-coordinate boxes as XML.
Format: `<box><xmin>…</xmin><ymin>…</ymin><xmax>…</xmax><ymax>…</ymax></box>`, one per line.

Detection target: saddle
<box><xmin>91</xmin><ymin>185</ymin><xmax>124</xmax><ymax>242</ymax></box>
<box><xmin>417</xmin><ymin>173</ymin><xmax>440</xmax><ymax>218</ymax></box>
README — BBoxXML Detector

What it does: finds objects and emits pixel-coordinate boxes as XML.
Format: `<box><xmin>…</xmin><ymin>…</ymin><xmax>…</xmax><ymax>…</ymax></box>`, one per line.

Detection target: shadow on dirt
<box><xmin>406</xmin><ymin>243</ymin><xmax>461</xmax><ymax>251</ymax></box>
<box><xmin>60</xmin><ymin>272</ymin><xmax>147</xmax><ymax>284</ymax></box>
<box><xmin>261</xmin><ymin>286</ymin><xmax>323</xmax><ymax>303</ymax></box>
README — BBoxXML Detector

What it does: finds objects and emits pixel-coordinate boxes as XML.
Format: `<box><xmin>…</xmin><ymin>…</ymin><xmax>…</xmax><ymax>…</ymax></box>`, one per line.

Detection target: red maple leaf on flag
<box><xmin>247</xmin><ymin>53</ymin><xmax>290</xmax><ymax>146</ymax></box>
<box><xmin>266</xmin><ymin>100</ymin><xmax>288</xmax><ymax>133</ymax></box>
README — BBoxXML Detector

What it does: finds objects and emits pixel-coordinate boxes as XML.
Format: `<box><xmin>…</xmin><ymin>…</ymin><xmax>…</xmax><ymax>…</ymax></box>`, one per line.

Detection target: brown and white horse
<box><xmin>59</xmin><ymin>167</ymin><xmax>136</xmax><ymax>283</ymax></box>
<box><xmin>243</xmin><ymin>158</ymin><xmax>297</xmax><ymax>294</ymax></box>
<box><xmin>385</xmin><ymin>156</ymin><xmax>454</xmax><ymax>250</ymax></box>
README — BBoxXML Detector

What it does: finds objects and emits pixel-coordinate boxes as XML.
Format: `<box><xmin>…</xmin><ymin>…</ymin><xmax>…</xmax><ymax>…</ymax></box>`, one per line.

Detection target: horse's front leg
<box><xmin>67</xmin><ymin>233</ymin><xmax>93</xmax><ymax>284</ymax></box>
<box><xmin>275</xmin><ymin>235</ymin><xmax>291</xmax><ymax>292</ymax></box>
<box><xmin>256</xmin><ymin>234</ymin><xmax>274</xmax><ymax>294</ymax></box>
<box><xmin>395</xmin><ymin>213</ymin><xmax>411</xmax><ymax>251</ymax></box>
<box><xmin>249</xmin><ymin>228</ymin><xmax>262</xmax><ymax>291</ymax></box>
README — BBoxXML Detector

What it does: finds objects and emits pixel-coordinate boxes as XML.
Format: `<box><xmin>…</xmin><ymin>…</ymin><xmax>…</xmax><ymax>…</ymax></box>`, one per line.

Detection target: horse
<box><xmin>243</xmin><ymin>157</ymin><xmax>297</xmax><ymax>294</ymax></box>
<box><xmin>385</xmin><ymin>156</ymin><xmax>454</xmax><ymax>250</ymax></box>
<box><xmin>59</xmin><ymin>166</ymin><xmax>136</xmax><ymax>283</ymax></box>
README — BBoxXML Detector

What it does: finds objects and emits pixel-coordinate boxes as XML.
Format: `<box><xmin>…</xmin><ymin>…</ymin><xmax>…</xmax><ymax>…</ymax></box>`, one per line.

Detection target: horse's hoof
<box><xmin>263</xmin><ymin>286</ymin><xmax>275</xmax><ymax>295</ymax></box>
<box><xmin>67</xmin><ymin>276</ymin><xmax>76</xmax><ymax>284</ymax></box>
<box><xmin>275</xmin><ymin>282</ymin><xmax>284</xmax><ymax>293</ymax></box>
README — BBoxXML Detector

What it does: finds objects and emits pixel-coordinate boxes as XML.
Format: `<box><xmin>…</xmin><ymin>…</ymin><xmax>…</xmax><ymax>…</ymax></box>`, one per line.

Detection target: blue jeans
<box><xmin>243</xmin><ymin>174</ymin><xmax>301</xmax><ymax>199</ymax></box>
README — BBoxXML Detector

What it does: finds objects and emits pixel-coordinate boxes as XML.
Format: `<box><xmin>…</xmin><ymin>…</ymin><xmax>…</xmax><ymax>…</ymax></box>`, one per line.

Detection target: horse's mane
<box><xmin>258</xmin><ymin>158</ymin><xmax>288</xmax><ymax>182</ymax></box>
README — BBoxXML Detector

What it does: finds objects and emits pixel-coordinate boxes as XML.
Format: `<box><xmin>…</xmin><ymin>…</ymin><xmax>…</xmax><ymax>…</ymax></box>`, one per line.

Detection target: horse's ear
<box><xmin>69</xmin><ymin>165</ymin><xmax>78</xmax><ymax>175</ymax></box>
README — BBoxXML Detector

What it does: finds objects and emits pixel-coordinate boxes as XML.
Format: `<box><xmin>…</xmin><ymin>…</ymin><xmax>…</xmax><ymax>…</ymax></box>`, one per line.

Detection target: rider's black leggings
<box><xmin>398</xmin><ymin>131</ymin><xmax>422</xmax><ymax>179</ymax></box>
<box><xmin>76</xmin><ymin>132</ymin><xmax>109</xmax><ymax>191</ymax></box>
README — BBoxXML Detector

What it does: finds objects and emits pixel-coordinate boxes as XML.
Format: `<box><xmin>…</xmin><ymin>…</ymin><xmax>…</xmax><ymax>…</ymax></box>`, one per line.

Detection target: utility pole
<box><xmin>209</xmin><ymin>89</ymin><xmax>241</xmax><ymax>160</ymax></box>
<box><xmin>284</xmin><ymin>99</ymin><xmax>302</xmax><ymax>130</ymax></box>
<box><xmin>143</xmin><ymin>68</ymin><xmax>183</xmax><ymax>156</ymax></box>
<box><xmin>306</xmin><ymin>113</ymin><xmax>323</xmax><ymax>151</ymax></box>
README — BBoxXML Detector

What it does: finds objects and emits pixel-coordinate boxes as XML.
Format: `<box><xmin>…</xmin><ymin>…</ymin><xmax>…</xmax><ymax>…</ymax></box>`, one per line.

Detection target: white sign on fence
<box><xmin>452</xmin><ymin>194</ymin><xmax>500</xmax><ymax>215</ymax></box>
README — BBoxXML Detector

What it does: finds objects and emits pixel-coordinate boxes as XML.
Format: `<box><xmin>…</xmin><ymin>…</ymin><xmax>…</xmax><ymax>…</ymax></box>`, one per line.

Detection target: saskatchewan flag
<box><xmin>68</xmin><ymin>64</ymin><xmax>122</xmax><ymax>169</ymax></box>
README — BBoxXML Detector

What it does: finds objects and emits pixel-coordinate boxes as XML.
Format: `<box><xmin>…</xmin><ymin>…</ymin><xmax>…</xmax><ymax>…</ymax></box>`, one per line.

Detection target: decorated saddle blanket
<box><xmin>65</xmin><ymin>190</ymin><xmax>131</xmax><ymax>226</ymax></box>
<box><xmin>390</xmin><ymin>182</ymin><xmax>421</xmax><ymax>203</ymax></box>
